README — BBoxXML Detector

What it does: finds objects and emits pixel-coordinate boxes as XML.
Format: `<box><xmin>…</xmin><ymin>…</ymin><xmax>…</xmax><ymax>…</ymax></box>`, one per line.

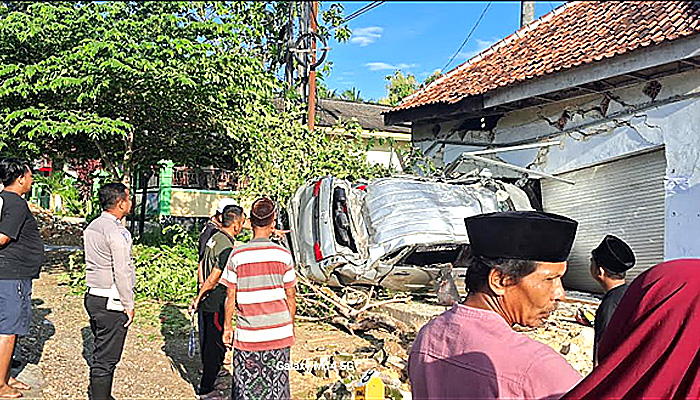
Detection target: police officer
<box><xmin>590</xmin><ymin>234</ymin><xmax>635</xmax><ymax>366</ymax></box>
<box><xmin>83</xmin><ymin>183</ymin><xmax>135</xmax><ymax>400</ymax></box>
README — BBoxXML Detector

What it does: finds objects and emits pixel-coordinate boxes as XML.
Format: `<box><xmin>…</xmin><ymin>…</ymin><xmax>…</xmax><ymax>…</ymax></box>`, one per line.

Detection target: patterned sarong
<box><xmin>232</xmin><ymin>347</ymin><xmax>290</xmax><ymax>400</ymax></box>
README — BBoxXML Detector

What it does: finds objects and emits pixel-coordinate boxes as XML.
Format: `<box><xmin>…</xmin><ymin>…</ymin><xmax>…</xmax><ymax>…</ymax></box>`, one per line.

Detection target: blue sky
<box><xmin>322</xmin><ymin>1</ymin><xmax>565</xmax><ymax>102</ymax></box>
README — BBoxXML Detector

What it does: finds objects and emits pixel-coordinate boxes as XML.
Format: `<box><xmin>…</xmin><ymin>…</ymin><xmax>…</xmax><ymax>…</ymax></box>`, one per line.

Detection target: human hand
<box><xmin>223</xmin><ymin>328</ymin><xmax>233</xmax><ymax>348</ymax></box>
<box><xmin>124</xmin><ymin>309</ymin><xmax>135</xmax><ymax>328</ymax></box>
<box><xmin>272</xmin><ymin>228</ymin><xmax>290</xmax><ymax>239</ymax></box>
<box><xmin>188</xmin><ymin>297</ymin><xmax>199</xmax><ymax>316</ymax></box>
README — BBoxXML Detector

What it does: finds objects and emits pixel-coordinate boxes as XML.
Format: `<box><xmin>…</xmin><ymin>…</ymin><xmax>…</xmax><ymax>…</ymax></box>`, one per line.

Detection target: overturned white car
<box><xmin>286</xmin><ymin>175</ymin><xmax>534</xmax><ymax>294</ymax></box>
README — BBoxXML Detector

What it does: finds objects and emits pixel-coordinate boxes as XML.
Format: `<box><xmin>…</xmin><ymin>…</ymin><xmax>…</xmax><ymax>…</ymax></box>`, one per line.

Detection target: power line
<box><xmin>440</xmin><ymin>1</ymin><xmax>492</xmax><ymax>74</ymax></box>
<box><xmin>342</xmin><ymin>1</ymin><xmax>385</xmax><ymax>24</ymax></box>
<box><xmin>343</xmin><ymin>2</ymin><xmax>380</xmax><ymax>23</ymax></box>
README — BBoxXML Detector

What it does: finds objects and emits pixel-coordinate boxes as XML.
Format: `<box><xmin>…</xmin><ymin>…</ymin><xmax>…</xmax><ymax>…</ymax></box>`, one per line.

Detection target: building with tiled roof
<box><xmin>386</xmin><ymin>1</ymin><xmax>700</xmax><ymax>123</ymax></box>
<box><xmin>384</xmin><ymin>1</ymin><xmax>700</xmax><ymax>292</ymax></box>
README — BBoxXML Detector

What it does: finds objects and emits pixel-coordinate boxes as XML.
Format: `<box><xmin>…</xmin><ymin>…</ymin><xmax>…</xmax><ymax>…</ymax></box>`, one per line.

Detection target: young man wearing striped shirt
<box><xmin>221</xmin><ymin>197</ymin><xmax>296</xmax><ymax>400</ymax></box>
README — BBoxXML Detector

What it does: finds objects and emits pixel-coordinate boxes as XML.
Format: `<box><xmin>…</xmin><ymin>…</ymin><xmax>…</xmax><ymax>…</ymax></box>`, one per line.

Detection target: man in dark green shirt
<box><xmin>590</xmin><ymin>234</ymin><xmax>635</xmax><ymax>366</ymax></box>
<box><xmin>189</xmin><ymin>204</ymin><xmax>244</xmax><ymax>397</ymax></box>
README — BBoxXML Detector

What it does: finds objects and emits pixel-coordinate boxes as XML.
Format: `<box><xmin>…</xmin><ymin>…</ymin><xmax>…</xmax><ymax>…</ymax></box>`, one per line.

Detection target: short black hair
<box><xmin>465</xmin><ymin>248</ymin><xmax>538</xmax><ymax>293</ymax></box>
<box><xmin>0</xmin><ymin>158</ymin><xmax>31</xmax><ymax>187</ymax></box>
<box><xmin>250</xmin><ymin>197</ymin><xmax>276</xmax><ymax>227</ymax></box>
<box><xmin>591</xmin><ymin>254</ymin><xmax>627</xmax><ymax>280</ymax></box>
<box><xmin>602</xmin><ymin>266</ymin><xmax>626</xmax><ymax>280</ymax></box>
<box><xmin>99</xmin><ymin>182</ymin><xmax>129</xmax><ymax>211</ymax></box>
<box><xmin>221</xmin><ymin>205</ymin><xmax>244</xmax><ymax>228</ymax></box>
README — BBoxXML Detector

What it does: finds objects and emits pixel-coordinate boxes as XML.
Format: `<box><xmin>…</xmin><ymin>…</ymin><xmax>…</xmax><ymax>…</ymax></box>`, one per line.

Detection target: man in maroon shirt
<box><xmin>409</xmin><ymin>211</ymin><xmax>582</xmax><ymax>400</ymax></box>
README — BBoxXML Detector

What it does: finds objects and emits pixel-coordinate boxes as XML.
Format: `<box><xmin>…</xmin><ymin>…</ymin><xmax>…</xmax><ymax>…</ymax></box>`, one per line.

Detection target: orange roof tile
<box><xmin>392</xmin><ymin>1</ymin><xmax>700</xmax><ymax>113</ymax></box>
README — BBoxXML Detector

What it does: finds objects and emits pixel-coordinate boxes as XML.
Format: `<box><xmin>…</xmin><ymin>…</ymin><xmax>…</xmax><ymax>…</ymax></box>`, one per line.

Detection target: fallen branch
<box><xmin>357</xmin><ymin>296</ymin><xmax>411</xmax><ymax>314</ymax></box>
<box><xmin>295</xmin><ymin>275</ymin><xmax>413</xmax><ymax>336</ymax></box>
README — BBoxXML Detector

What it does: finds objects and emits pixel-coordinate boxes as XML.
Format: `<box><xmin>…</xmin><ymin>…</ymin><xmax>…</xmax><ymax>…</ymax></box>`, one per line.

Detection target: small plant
<box><xmin>34</xmin><ymin>171</ymin><xmax>89</xmax><ymax>217</ymax></box>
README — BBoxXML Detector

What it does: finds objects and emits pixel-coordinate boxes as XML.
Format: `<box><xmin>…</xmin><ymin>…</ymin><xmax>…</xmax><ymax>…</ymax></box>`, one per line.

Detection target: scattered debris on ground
<box><xmin>25</xmin><ymin>209</ymin><xmax>598</xmax><ymax>399</ymax></box>
<box><xmin>297</xmin><ymin>275</ymin><xmax>412</xmax><ymax>336</ymax></box>
<box><xmin>517</xmin><ymin>300</ymin><xmax>597</xmax><ymax>376</ymax></box>
<box><xmin>295</xmin><ymin>276</ymin><xmax>415</xmax><ymax>399</ymax></box>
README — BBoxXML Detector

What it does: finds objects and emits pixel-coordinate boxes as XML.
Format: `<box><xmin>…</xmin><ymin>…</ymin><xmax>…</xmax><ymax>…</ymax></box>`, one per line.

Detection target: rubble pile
<box><xmin>308</xmin><ymin>295</ymin><xmax>598</xmax><ymax>399</ymax></box>
<box><xmin>519</xmin><ymin>300</ymin><xmax>598</xmax><ymax>376</ymax></box>
<box><xmin>29</xmin><ymin>203</ymin><xmax>85</xmax><ymax>246</ymax></box>
<box><xmin>296</xmin><ymin>278</ymin><xmax>414</xmax><ymax>399</ymax></box>
<box><xmin>302</xmin><ymin>336</ymin><xmax>412</xmax><ymax>400</ymax></box>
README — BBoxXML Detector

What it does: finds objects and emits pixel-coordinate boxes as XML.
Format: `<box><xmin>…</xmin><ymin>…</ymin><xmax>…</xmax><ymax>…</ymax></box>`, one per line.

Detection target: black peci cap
<box><xmin>592</xmin><ymin>235</ymin><xmax>635</xmax><ymax>273</ymax></box>
<box><xmin>465</xmin><ymin>211</ymin><xmax>578</xmax><ymax>262</ymax></box>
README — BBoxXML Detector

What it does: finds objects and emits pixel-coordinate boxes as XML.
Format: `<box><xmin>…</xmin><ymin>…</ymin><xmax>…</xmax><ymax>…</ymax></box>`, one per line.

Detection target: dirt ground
<box><xmin>13</xmin><ymin>260</ymin><xmax>397</xmax><ymax>400</ymax></box>
<box><xmin>14</xmin><ymin>245</ymin><xmax>594</xmax><ymax>400</ymax></box>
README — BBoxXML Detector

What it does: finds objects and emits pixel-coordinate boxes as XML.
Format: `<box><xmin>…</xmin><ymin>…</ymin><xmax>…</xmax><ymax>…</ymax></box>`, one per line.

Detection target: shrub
<box><xmin>59</xmin><ymin>226</ymin><xmax>199</xmax><ymax>304</ymax></box>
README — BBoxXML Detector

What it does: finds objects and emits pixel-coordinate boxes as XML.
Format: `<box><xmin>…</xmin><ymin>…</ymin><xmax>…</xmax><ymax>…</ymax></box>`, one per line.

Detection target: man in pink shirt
<box><xmin>409</xmin><ymin>211</ymin><xmax>583</xmax><ymax>400</ymax></box>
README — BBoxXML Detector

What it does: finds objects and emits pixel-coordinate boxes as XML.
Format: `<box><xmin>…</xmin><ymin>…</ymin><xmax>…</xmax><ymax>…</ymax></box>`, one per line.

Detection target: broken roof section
<box><xmin>317</xmin><ymin>98</ymin><xmax>411</xmax><ymax>134</ymax></box>
<box><xmin>389</xmin><ymin>1</ymin><xmax>700</xmax><ymax>114</ymax></box>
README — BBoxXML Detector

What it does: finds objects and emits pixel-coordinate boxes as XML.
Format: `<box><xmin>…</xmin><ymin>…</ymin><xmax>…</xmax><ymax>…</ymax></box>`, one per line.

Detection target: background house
<box><xmin>385</xmin><ymin>1</ymin><xmax>700</xmax><ymax>292</ymax></box>
<box><xmin>316</xmin><ymin>98</ymin><xmax>411</xmax><ymax>171</ymax></box>
<box><xmin>132</xmin><ymin>99</ymin><xmax>412</xmax><ymax>221</ymax></box>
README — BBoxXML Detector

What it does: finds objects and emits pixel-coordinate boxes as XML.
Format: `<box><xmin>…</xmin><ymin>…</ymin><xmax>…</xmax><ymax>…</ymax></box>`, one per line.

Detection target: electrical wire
<box><xmin>343</xmin><ymin>2</ymin><xmax>380</xmax><ymax>23</ymax></box>
<box><xmin>440</xmin><ymin>1</ymin><xmax>492</xmax><ymax>74</ymax></box>
<box><xmin>342</xmin><ymin>1</ymin><xmax>385</xmax><ymax>24</ymax></box>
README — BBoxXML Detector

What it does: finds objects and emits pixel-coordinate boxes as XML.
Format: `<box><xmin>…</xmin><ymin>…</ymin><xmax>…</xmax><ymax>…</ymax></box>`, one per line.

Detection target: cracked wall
<box><xmin>411</xmin><ymin>67</ymin><xmax>700</xmax><ymax>259</ymax></box>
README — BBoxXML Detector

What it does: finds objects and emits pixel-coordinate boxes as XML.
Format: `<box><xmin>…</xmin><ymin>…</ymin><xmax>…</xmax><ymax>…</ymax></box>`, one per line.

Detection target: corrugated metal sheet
<box><xmin>542</xmin><ymin>149</ymin><xmax>666</xmax><ymax>293</ymax></box>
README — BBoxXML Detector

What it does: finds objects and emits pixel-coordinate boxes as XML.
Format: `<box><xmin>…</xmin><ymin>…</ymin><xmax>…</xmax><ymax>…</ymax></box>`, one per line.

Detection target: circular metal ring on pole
<box><xmin>292</xmin><ymin>31</ymin><xmax>328</xmax><ymax>69</ymax></box>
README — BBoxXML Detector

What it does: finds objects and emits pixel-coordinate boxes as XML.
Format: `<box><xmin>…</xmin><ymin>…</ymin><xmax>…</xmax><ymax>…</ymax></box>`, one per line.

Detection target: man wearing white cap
<box><xmin>198</xmin><ymin>198</ymin><xmax>241</xmax><ymax>276</ymax></box>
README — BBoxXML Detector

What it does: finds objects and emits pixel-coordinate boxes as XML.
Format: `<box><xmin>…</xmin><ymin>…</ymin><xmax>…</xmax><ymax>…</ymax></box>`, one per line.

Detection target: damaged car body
<box><xmin>287</xmin><ymin>175</ymin><xmax>534</xmax><ymax>294</ymax></box>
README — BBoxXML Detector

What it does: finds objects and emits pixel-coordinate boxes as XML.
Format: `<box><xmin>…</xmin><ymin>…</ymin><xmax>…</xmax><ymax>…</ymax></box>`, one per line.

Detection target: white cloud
<box><xmin>365</xmin><ymin>62</ymin><xmax>417</xmax><ymax>71</ymax></box>
<box><xmin>350</xmin><ymin>26</ymin><xmax>383</xmax><ymax>47</ymax></box>
<box><xmin>458</xmin><ymin>38</ymin><xmax>499</xmax><ymax>61</ymax></box>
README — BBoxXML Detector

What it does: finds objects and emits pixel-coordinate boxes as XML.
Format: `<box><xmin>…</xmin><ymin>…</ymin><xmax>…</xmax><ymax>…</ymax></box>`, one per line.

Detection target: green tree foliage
<box><xmin>0</xmin><ymin>2</ymin><xmax>367</xmax><ymax>201</ymax></box>
<box><xmin>379</xmin><ymin>70</ymin><xmax>419</xmax><ymax>106</ymax></box>
<box><xmin>242</xmin><ymin>103</ymin><xmax>388</xmax><ymax>201</ymax></box>
<box><xmin>422</xmin><ymin>70</ymin><xmax>443</xmax><ymax>88</ymax></box>
<box><xmin>317</xmin><ymin>60</ymin><xmax>340</xmax><ymax>100</ymax></box>
<box><xmin>0</xmin><ymin>2</ymin><xmax>275</xmax><ymax>183</ymax></box>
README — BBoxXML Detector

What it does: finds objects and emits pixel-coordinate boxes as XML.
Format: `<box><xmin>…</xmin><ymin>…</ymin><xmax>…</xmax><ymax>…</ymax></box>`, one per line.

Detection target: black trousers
<box><xmin>199</xmin><ymin>308</ymin><xmax>226</xmax><ymax>394</ymax></box>
<box><xmin>84</xmin><ymin>293</ymin><xmax>128</xmax><ymax>399</ymax></box>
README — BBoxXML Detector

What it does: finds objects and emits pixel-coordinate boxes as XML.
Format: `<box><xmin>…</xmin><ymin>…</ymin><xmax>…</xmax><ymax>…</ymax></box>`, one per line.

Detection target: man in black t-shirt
<box><xmin>0</xmin><ymin>158</ymin><xmax>44</xmax><ymax>398</ymax></box>
<box><xmin>590</xmin><ymin>234</ymin><xmax>636</xmax><ymax>366</ymax></box>
<box><xmin>189</xmin><ymin>204</ymin><xmax>244</xmax><ymax>397</ymax></box>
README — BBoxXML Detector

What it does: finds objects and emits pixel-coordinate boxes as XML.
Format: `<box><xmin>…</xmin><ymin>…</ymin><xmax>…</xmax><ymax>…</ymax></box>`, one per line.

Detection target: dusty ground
<box><xmin>17</xmin><ymin>205</ymin><xmax>596</xmax><ymax>399</ymax></box>
<box><xmin>16</xmin><ymin>266</ymin><xmax>594</xmax><ymax>399</ymax></box>
<box><xmin>13</xmin><ymin>259</ymin><xmax>396</xmax><ymax>399</ymax></box>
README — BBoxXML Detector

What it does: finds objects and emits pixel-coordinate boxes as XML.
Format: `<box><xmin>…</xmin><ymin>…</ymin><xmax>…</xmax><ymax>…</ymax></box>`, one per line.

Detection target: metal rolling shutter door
<box><xmin>541</xmin><ymin>149</ymin><xmax>666</xmax><ymax>293</ymax></box>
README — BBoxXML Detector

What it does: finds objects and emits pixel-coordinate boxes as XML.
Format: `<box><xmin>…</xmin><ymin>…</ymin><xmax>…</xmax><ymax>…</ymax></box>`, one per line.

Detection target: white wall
<box><xmin>412</xmin><ymin>68</ymin><xmax>700</xmax><ymax>259</ymax></box>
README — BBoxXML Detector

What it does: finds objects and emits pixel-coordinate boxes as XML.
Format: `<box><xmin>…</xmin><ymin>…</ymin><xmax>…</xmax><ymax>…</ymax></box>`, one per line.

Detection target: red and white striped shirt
<box><xmin>220</xmin><ymin>238</ymin><xmax>297</xmax><ymax>351</ymax></box>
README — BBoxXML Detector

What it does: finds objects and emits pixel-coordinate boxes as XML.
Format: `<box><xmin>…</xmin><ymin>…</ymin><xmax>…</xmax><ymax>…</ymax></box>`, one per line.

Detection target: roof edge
<box><xmin>394</xmin><ymin>1</ymin><xmax>575</xmax><ymax>110</ymax></box>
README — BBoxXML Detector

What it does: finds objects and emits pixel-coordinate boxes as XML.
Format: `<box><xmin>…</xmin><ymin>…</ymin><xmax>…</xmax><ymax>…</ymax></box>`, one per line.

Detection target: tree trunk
<box><xmin>121</xmin><ymin>128</ymin><xmax>135</xmax><ymax>187</ymax></box>
<box><xmin>94</xmin><ymin>140</ymin><xmax>122</xmax><ymax>183</ymax></box>
<box><xmin>138</xmin><ymin>169</ymin><xmax>151</xmax><ymax>237</ymax></box>
<box><xmin>128</xmin><ymin>169</ymin><xmax>138</xmax><ymax>234</ymax></box>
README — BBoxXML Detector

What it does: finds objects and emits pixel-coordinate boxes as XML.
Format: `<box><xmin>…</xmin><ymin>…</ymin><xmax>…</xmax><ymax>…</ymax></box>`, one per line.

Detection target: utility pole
<box><xmin>298</xmin><ymin>3</ymin><xmax>308</xmax><ymax>100</ymax></box>
<box><xmin>520</xmin><ymin>1</ymin><xmax>535</xmax><ymax>27</ymax></box>
<box><xmin>285</xmin><ymin>2</ymin><xmax>295</xmax><ymax>89</ymax></box>
<box><xmin>307</xmin><ymin>1</ymin><xmax>318</xmax><ymax>132</ymax></box>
